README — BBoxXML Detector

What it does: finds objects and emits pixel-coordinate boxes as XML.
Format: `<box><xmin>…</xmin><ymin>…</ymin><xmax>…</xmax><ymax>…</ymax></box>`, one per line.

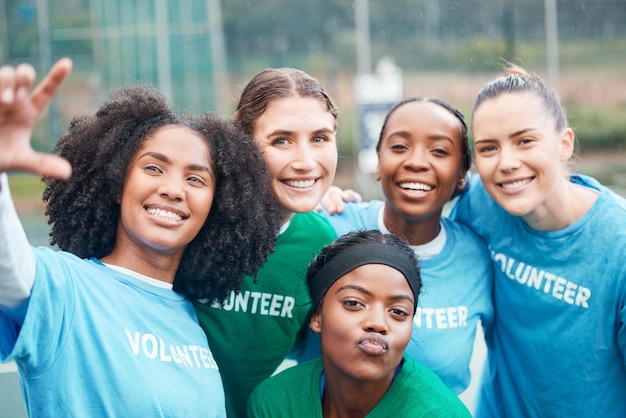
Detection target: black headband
<box><xmin>309</xmin><ymin>242</ymin><xmax>420</xmax><ymax>314</ymax></box>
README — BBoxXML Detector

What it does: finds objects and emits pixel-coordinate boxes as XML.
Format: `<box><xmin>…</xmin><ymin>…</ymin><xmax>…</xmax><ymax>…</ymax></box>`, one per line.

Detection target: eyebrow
<box><xmin>139</xmin><ymin>151</ymin><xmax>212</xmax><ymax>174</ymax></box>
<box><xmin>387</xmin><ymin>130</ymin><xmax>454</xmax><ymax>143</ymax></box>
<box><xmin>475</xmin><ymin>127</ymin><xmax>538</xmax><ymax>143</ymax></box>
<box><xmin>267</xmin><ymin>127</ymin><xmax>336</xmax><ymax>137</ymax></box>
<box><xmin>508</xmin><ymin>128</ymin><xmax>538</xmax><ymax>139</ymax></box>
<box><xmin>336</xmin><ymin>284</ymin><xmax>414</xmax><ymax>304</ymax></box>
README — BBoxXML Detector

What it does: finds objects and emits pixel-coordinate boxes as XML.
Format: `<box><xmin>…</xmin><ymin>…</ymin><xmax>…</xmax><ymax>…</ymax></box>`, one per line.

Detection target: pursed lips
<box><xmin>357</xmin><ymin>332</ymin><xmax>389</xmax><ymax>356</ymax></box>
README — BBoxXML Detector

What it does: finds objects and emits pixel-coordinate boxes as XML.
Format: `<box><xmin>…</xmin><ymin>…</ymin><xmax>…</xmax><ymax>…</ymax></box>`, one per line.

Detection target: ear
<box><xmin>310</xmin><ymin>311</ymin><xmax>322</xmax><ymax>334</ymax></box>
<box><xmin>456</xmin><ymin>172</ymin><xmax>467</xmax><ymax>191</ymax></box>
<box><xmin>375</xmin><ymin>159</ymin><xmax>381</xmax><ymax>182</ymax></box>
<box><xmin>559</xmin><ymin>128</ymin><xmax>575</xmax><ymax>162</ymax></box>
<box><xmin>115</xmin><ymin>193</ymin><xmax>121</xmax><ymax>204</ymax></box>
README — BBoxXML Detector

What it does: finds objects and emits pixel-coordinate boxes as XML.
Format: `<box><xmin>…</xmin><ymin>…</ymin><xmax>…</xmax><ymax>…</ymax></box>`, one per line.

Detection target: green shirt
<box><xmin>248</xmin><ymin>356</ymin><xmax>472</xmax><ymax>417</ymax></box>
<box><xmin>194</xmin><ymin>211</ymin><xmax>336</xmax><ymax>418</ymax></box>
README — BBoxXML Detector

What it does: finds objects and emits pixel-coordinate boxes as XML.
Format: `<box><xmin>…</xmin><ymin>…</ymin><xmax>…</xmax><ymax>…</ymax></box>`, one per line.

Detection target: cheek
<box><xmin>378</xmin><ymin>157</ymin><xmax>398</xmax><ymax>179</ymax></box>
<box><xmin>317</xmin><ymin>146</ymin><xmax>338</xmax><ymax>173</ymax></box>
<box><xmin>473</xmin><ymin>156</ymin><xmax>493</xmax><ymax>177</ymax></box>
<box><xmin>261</xmin><ymin>152</ymin><xmax>285</xmax><ymax>180</ymax></box>
<box><xmin>394</xmin><ymin>322</ymin><xmax>413</xmax><ymax>348</ymax></box>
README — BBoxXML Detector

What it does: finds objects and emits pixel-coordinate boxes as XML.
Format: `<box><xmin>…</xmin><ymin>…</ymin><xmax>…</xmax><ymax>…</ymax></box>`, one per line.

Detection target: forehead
<box><xmin>472</xmin><ymin>92</ymin><xmax>549</xmax><ymax>133</ymax></box>
<box><xmin>383</xmin><ymin>101</ymin><xmax>462</xmax><ymax>139</ymax></box>
<box><xmin>330</xmin><ymin>264</ymin><xmax>412</xmax><ymax>296</ymax></box>
<box><xmin>138</xmin><ymin>125</ymin><xmax>211</xmax><ymax>162</ymax></box>
<box><xmin>253</xmin><ymin>96</ymin><xmax>335</xmax><ymax>134</ymax></box>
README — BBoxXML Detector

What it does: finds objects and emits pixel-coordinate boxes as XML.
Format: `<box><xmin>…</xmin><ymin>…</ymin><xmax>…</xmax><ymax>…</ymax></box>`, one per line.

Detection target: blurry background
<box><xmin>3</xmin><ymin>0</ymin><xmax>625</xmax><ymax>199</ymax></box>
<box><xmin>1</xmin><ymin>0</ymin><xmax>625</xmax><ymax>416</ymax></box>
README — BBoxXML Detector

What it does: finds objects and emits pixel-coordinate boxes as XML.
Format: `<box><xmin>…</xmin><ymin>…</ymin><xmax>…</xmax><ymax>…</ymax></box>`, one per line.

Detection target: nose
<box><xmin>158</xmin><ymin>174</ymin><xmax>185</xmax><ymax>201</ymax></box>
<box><xmin>498</xmin><ymin>147</ymin><xmax>522</xmax><ymax>173</ymax></box>
<box><xmin>403</xmin><ymin>146</ymin><xmax>428</xmax><ymax>171</ymax></box>
<box><xmin>363</xmin><ymin>305</ymin><xmax>388</xmax><ymax>335</ymax></box>
<box><xmin>291</xmin><ymin>141</ymin><xmax>316</xmax><ymax>171</ymax></box>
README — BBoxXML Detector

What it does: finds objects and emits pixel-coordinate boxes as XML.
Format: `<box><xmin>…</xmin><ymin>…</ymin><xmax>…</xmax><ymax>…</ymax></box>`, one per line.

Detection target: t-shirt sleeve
<box><xmin>0</xmin><ymin>173</ymin><xmax>36</xmax><ymax>325</ymax></box>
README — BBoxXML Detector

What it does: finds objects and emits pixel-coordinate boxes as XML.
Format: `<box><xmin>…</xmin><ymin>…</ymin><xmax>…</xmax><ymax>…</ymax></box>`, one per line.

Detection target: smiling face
<box><xmin>115</xmin><ymin>125</ymin><xmax>215</xmax><ymax>265</ymax></box>
<box><xmin>472</xmin><ymin>92</ymin><xmax>574</xmax><ymax>220</ymax></box>
<box><xmin>310</xmin><ymin>263</ymin><xmax>414</xmax><ymax>385</ymax></box>
<box><xmin>252</xmin><ymin>96</ymin><xmax>337</xmax><ymax>220</ymax></box>
<box><xmin>377</xmin><ymin>101</ymin><xmax>465</xmax><ymax>225</ymax></box>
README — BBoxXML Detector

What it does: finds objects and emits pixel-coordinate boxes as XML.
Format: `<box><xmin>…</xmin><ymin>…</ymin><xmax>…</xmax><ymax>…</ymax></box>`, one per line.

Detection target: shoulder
<box><xmin>248</xmin><ymin>360</ymin><xmax>322</xmax><ymax>417</ymax></box>
<box><xmin>449</xmin><ymin>173</ymin><xmax>513</xmax><ymax>237</ymax></box>
<box><xmin>285</xmin><ymin>212</ymin><xmax>337</xmax><ymax>242</ymax></box>
<box><xmin>258</xmin><ymin>359</ymin><xmax>319</xmax><ymax>389</ymax></box>
<box><xmin>320</xmin><ymin>200</ymin><xmax>384</xmax><ymax>235</ymax></box>
<box><xmin>573</xmin><ymin>174</ymin><xmax>626</xmax><ymax>211</ymax></box>
<box><xmin>32</xmin><ymin>247</ymin><xmax>94</xmax><ymax>273</ymax></box>
<box><xmin>321</xmin><ymin>200</ymin><xmax>384</xmax><ymax>218</ymax></box>
<box><xmin>292</xmin><ymin>211</ymin><xmax>336</xmax><ymax>232</ymax></box>
<box><xmin>394</xmin><ymin>357</ymin><xmax>472</xmax><ymax>416</ymax></box>
<box><xmin>441</xmin><ymin>217</ymin><xmax>489</xmax><ymax>248</ymax></box>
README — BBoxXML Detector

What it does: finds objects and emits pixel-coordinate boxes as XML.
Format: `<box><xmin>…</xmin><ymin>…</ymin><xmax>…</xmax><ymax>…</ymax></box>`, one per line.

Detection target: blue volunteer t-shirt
<box><xmin>0</xmin><ymin>247</ymin><xmax>226</xmax><ymax>417</ymax></box>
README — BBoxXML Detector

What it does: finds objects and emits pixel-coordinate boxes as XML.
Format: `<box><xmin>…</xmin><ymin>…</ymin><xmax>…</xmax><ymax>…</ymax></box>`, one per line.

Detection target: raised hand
<box><xmin>0</xmin><ymin>58</ymin><xmax>73</xmax><ymax>179</ymax></box>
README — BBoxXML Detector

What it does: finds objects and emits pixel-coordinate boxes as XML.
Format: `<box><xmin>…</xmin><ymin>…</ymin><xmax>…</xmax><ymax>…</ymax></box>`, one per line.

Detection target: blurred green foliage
<box><xmin>569</xmin><ymin>105</ymin><xmax>626</xmax><ymax>152</ymax></box>
<box><xmin>7</xmin><ymin>174</ymin><xmax>45</xmax><ymax>198</ymax></box>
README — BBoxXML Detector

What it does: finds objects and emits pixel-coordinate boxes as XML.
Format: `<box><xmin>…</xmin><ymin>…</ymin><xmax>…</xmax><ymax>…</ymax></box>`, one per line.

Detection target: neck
<box><xmin>522</xmin><ymin>177</ymin><xmax>598</xmax><ymax>231</ymax></box>
<box><xmin>100</xmin><ymin>246</ymin><xmax>180</xmax><ymax>284</ymax></box>
<box><xmin>281</xmin><ymin>209</ymin><xmax>295</xmax><ymax>226</ymax></box>
<box><xmin>321</xmin><ymin>367</ymin><xmax>394</xmax><ymax>418</ymax></box>
<box><xmin>382</xmin><ymin>204</ymin><xmax>442</xmax><ymax>245</ymax></box>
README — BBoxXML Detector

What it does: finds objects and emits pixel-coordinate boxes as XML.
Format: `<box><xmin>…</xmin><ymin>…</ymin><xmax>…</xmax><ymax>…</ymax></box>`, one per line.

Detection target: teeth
<box><xmin>147</xmin><ymin>208</ymin><xmax>183</xmax><ymax>221</ymax></box>
<box><xmin>399</xmin><ymin>182</ymin><xmax>432</xmax><ymax>191</ymax></box>
<box><xmin>285</xmin><ymin>179</ymin><xmax>315</xmax><ymax>188</ymax></box>
<box><xmin>501</xmin><ymin>179</ymin><xmax>531</xmax><ymax>190</ymax></box>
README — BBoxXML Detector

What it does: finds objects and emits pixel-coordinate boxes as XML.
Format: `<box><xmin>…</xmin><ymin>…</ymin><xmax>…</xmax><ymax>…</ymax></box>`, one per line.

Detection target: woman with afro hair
<box><xmin>0</xmin><ymin>58</ymin><xmax>281</xmax><ymax>417</ymax></box>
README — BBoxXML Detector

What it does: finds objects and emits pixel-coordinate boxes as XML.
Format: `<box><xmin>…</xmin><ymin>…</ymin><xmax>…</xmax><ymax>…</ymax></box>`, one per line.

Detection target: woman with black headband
<box><xmin>247</xmin><ymin>230</ymin><xmax>471</xmax><ymax>417</ymax></box>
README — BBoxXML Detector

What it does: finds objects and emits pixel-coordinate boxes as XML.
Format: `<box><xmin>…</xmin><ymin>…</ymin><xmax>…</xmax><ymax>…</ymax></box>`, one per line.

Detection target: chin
<box><xmin>286</xmin><ymin>199</ymin><xmax>320</xmax><ymax>214</ymax></box>
<box><xmin>497</xmin><ymin>200</ymin><xmax>534</xmax><ymax>217</ymax></box>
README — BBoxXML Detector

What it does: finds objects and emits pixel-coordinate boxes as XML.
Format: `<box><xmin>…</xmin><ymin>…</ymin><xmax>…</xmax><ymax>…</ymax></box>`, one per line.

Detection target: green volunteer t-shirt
<box><xmin>248</xmin><ymin>356</ymin><xmax>472</xmax><ymax>417</ymax></box>
<box><xmin>194</xmin><ymin>211</ymin><xmax>336</xmax><ymax>418</ymax></box>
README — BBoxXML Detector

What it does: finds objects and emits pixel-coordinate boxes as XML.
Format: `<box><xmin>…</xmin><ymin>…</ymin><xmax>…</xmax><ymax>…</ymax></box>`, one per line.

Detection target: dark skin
<box><xmin>376</xmin><ymin>101</ymin><xmax>466</xmax><ymax>245</ymax></box>
<box><xmin>0</xmin><ymin>58</ymin><xmax>282</xmax><ymax>302</ymax></box>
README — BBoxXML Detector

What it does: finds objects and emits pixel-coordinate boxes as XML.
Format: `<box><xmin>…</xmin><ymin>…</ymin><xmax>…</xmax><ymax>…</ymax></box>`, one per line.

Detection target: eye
<box><xmin>187</xmin><ymin>175</ymin><xmax>207</xmax><ymax>186</ymax></box>
<box><xmin>312</xmin><ymin>135</ymin><xmax>328</xmax><ymax>144</ymax></box>
<box><xmin>271</xmin><ymin>137</ymin><xmax>289</xmax><ymax>146</ymax></box>
<box><xmin>476</xmin><ymin>144</ymin><xmax>497</xmax><ymax>155</ymax></box>
<box><xmin>389</xmin><ymin>143</ymin><xmax>408</xmax><ymax>152</ymax></box>
<box><xmin>432</xmin><ymin>147</ymin><xmax>451</xmax><ymax>156</ymax></box>
<box><xmin>518</xmin><ymin>137</ymin><xmax>535</xmax><ymax>146</ymax></box>
<box><xmin>343</xmin><ymin>299</ymin><xmax>364</xmax><ymax>310</ymax></box>
<box><xmin>389</xmin><ymin>307</ymin><xmax>410</xmax><ymax>318</ymax></box>
<box><xmin>144</xmin><ymin>165</ymin><xmax>163</xmax><ymax>174</ymax></box>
